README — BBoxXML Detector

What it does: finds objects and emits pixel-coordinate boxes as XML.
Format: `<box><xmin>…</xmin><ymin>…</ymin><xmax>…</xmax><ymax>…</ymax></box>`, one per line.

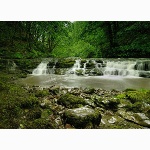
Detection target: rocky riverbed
<box><xmin>0</xmin><ymin>71</ymin><xmax>150</xmax><ymax>129</ymax></box>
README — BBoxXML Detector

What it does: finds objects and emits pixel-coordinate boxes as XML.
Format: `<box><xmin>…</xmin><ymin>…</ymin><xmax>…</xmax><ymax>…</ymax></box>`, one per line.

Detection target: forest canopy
<box><xmin>0</xmin><ymin>21</ymin><xmax>150</xmax><ymax>58</ymax></box>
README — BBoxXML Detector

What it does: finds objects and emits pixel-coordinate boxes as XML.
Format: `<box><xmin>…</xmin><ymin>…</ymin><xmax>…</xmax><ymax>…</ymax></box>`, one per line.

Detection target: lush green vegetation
<box><xmin>0</xmin><ymin>21</ymin><xmax>150</xmax><ymax>59</ymax></box>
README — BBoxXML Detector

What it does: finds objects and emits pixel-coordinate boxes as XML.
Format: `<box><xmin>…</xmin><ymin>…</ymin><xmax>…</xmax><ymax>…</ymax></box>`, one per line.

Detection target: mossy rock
<box><xmin>57</xmin><ymin>93</ymin><xmax>87</xmax><ymax>108</ymax></box>
<box><xmin>118</xmin><ymin>110</ymin><xmax>150</xmax><ymax>128</ymax></box>
<box><xmin>126</xmin><ymin>89</ymin><xmax>150</xmax><ymax>104</ymax></box>
<box><xmin>55</xmin><ymin>59</ymin><xmax>75</xmax><ymax>68</ymax></box>
<box><xmin>86</xmin><ymin>62</ymin><xmax>95</xmax><ymax>69</ymax></box>
<box><xmin>41</xmin><ymin>109</ymin><xmax>52</xmax><ymax>119</ymax></box>
<box><xmin>89</xmin><ymin>68</ymin><xmax>103</xmax><ymax>76</ymax></box>
<box><xmin>20</xmin><ymin>96</ymin><xmax>39</xmax><ymax>108</ymax></box>
<box><xmin>95</xmin><ymin>98</ymin><xmax>119</xmax><ymax>111</ymax></box>
<box><xmin>24</xmin><ymin>108</ymin><xmax>42</xmax><ymax>120</ymax></box>
<box><xmin>95</xmin><ymin>59</ymin><xmax>103</xmax><ymax>63</ymax></box>
<box><xmin>24</xmin><ymin>118</ymin><xmax>57</xmax><ymax>129</ymax></box>
<box><xmin>63</xmin><ymin>107</ymin><xmax>101</xmax><ymax>128</ymax></box>
<box><xmin>83</xmin><ymin>88</ymin><xmax>95</xmax><ymax>94</ymax></box>
<box><xmin>49</xmin><ymin>85</ymin><xmax>60</xmax><ymax>95</ymax></box>
<box><xmin>55</xmin><ymin>68</ymin><xmax>67</xmax><ymax>75</ymax></box>
<box><xmin>75</xmin><ymin>69</ymin><xmax>84</xmax><ymax>76</ymax></box>
<box><xmin>35</xmin><ymin>89</ymin><xmax>49</xmax><ymax>97</ymax></box>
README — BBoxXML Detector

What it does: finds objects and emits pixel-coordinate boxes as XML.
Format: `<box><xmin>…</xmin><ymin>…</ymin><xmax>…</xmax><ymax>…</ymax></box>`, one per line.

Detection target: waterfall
<box><xmin>67</xmin><ymin>59</ymin><xmax>82</xmax><ymax>74</ymax></box>
<box><xmin>103</xmin><ymin>61</ymin><xmax>139</xmax><ymax>76</ymax></box>
<box><xmin>31</xmin><ymin>58</ymin><xmax>150</xmax><ymax>78</ymax></box>
<box><xmin>32</xmin><ymin>62</ymin><xmax>48</xmax><ymax>75</ymax></box>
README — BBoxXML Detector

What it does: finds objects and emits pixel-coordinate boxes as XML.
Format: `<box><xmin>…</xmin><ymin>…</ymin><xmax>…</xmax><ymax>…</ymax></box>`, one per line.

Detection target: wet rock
<box><xmin>49</xmin><ymin>85</ymin><xmax>60</xmax><ymax>95</ymax></box>
<box><xmin>55</xmin><ymin>68</ymin><xmax>67</xmax><ymax>75</ymax></box>
<box><xmin>134</xmin><ymin>61</ymin><xmax>150</xmax><ymax>71</ymax></box>
<box><xmin>108</xmin><ymin>117</ymin><xmax>117</xmax><ymax>124</ymax></box>
<box><xmin>75</xmin><ymin>69</ymin><xmax>85</xmax><ymax>76</ymax></box>
<box><xmin>95</xmin><ymin>98</ymin><xmax>119</xmax><ymax>111</ymax></box>
<box><xmin>57</xmin><ymin>93</ymin><xmax>87</xmax><ymax>108</ymax></box>
<box><xmin>84</xmin><ymin>99</ymin><xmax>95</xmax><ymax>108</ymax></box>
<box><xmin>118</xmin><ymin>110</ymin><xmax>150</xmax><ymax>128</ymax></box>
<box><xmin>139</xmin><ymin>72</ymin><xmax>150</xmax><ymax>78</ymax></box>
<box><xmin>55</xmin><ymin>59</ymin><xmax>75</xmax><ymax>68</ymax></box>
<box><xmin>95</xmin><ymin>59</ymin><xmax>103</xmax><ymax>64</ymax></box>
<box><xmin>89</xmin><ymin>68</ymin><xmax>103</xmax><ymax>76</ymax></box>
<box><xmin>86</xmin><ymin>61</ymin><xmax>95</xmax><ymax>69</ymax></box>
<box><xmin>63</xmin><ymin>107</ymin><xmax>101</xmax><ymax>128</ymax></box>
<box><xmin>83</xmin><ymin>88</ymin><xmax>95</xmax><ymax>94</ymax></box>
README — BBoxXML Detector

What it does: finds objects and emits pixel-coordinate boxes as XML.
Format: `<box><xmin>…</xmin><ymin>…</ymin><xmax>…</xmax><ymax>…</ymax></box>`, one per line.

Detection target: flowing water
<box><xmin>19</xmin><ymin>58</ymin><xmax>150</xmax><ymax>91</ymax></box>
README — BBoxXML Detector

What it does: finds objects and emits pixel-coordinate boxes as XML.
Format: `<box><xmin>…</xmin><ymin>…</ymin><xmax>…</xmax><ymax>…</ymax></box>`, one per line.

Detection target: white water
<box><xmin>103</xmin><ymin>61</ymin><xmax>139</xmax><ymax>76</ymax></box>
<box><xmin>20</xmin><ymin>58</ymin><xmax>150</xmax><ymax>90</ymax></box>
<box><xmin>32</xmin><ymin>62</ymin><xmax>48</xmax><ymax>75</ymax></box>
<box><xmin>31</xmin><ymin>58</ymin><xmax>150</xmax><ymax>78</ymax></box>
<box><xmin>66</xmin><ymin>59</ymin><xmax>144</xmax><ymax>77</ymax></box>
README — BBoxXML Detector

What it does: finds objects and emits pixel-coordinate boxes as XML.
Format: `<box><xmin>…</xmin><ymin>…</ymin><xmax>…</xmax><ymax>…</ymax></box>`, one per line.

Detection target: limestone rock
<box><xmin>63</xmin><ymin>107</ymin><xmax>101</xmax><ymax>128</ymax></box>
<box><xmin>118</xmin><ymin>110</ymin><xmax>150</xmax><ymax>128</ymax></box>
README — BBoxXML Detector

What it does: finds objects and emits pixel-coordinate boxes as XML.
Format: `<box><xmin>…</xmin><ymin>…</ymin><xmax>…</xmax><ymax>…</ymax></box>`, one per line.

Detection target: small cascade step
<box><xmin>32</xmin><ymin>62</ymin><xmax>48</xmax><ymax>75</ymax></box>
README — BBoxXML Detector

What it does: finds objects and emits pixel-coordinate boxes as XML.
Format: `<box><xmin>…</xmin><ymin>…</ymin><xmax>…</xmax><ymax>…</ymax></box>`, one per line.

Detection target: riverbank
<box><xmin>0</xmin><ymin>71</ymin><xmax>150</xmax><ymax>129</ymax></box>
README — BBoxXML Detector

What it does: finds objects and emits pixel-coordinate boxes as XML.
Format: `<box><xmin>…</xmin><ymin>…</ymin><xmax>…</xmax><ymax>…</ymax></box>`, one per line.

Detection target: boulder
<box><xmin>63</xmin><ymin>107</ymin><xmax>101</xmax><ymax>128</ymax></box>
<box><xmin>83</xmin><ymin>88</ymin><xmax>95</xmax><ymax>94</ymax></box>
<box><xmin>57</xmin><ymin>93</ymin><xmax>87</xmax><ymax>108</ymax></box>
<box><xmin>118</xmin><ymin>110</ymin><xmax>150</xmax><ymax>128</ymax></box>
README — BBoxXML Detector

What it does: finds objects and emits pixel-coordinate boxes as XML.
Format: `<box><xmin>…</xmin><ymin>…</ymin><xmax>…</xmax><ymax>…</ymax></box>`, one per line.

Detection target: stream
<box><xmin>19</xmin><ymin>58</ymin><xmax>150</xmax><ymax>91</ymax></box>
<box><xmin>20</xmin><ymin>74</ymin><xmax>150</xmax><ymax>91</ymax></box>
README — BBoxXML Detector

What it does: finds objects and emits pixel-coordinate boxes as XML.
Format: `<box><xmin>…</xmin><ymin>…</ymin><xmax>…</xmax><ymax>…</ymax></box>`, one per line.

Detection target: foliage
<box><xmin>0</xmin><ymin>21</ymin><xmax>150</xmax><ymax>59</ymax></box>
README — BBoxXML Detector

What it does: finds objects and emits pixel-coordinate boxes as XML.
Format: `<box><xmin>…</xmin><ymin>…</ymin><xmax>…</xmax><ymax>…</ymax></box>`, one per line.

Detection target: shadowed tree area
<box><xmin>0</xmin><ymin>21</ymin><xmax>150</xmax><ymax>59</ymax></box>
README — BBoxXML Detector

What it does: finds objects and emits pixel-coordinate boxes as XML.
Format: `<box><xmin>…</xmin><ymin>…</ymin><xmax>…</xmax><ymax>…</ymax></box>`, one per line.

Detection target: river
<box><xmin>19</xmin><ymin>58</ymin><xmax>150</xmax><ymax>91</ymax></box>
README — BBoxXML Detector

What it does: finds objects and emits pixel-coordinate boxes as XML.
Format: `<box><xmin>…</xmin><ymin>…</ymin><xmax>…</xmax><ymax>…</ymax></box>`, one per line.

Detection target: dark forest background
<box><xmin>0</xmin><ymin>21</ymin><xmax>150</xmax><ymax>59</ymax></box>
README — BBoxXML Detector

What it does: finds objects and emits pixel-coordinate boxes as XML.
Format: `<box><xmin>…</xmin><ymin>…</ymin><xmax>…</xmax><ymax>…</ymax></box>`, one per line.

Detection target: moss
<box><xmin>63</xmin><ymin>107</ymin><xmax>101</xmax><ymax>128</ymax></box>
<box><xmin>0</xmin><ymin>73</ymin><xmax>42</xmax><ymax>128</ymax></box>
<box><xmin>55</xmin><ymin>59</ymin><xmax>75</xmax><ymax>68</ymax></box>
<box><xmin>116</xmin><ymin>93</ymin><xmax>126</xmax><ymax>99</ymax></box>
<box><xmin>24</xmin><ymin>118</ymin><xmax>57</xmax><ymax>129</ymax></box>
<box><xmin>131</xmin><ymin>102</ymin><xmax>145</xmax><ymax>113</ymax></box>
<box><xmin>24</xmin><ymin>108</ymin><xmax>42</xmax><ymax>120</ymax></box>
<box><xmin>126</xmin><ymin>89</ymin><xmax>150</xmax><ymax>104</ymax></box>
<box><xmin>57</xmin><ymin>93</ymin><xmax>87</xmax><ymax>108</ymax></box>
<box><xmin>41</xmin><ymin>109</ymin><xmax>52</xmax><ymax>119</ymax></box>
<box><xmin>35</xmin><ymin>89</ymin><xmax>49</xmax><ymax>97</ymax></box>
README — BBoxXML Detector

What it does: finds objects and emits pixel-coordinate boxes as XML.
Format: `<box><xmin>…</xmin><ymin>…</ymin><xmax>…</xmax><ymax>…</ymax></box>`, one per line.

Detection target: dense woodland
<box><xmin>0</xmin><ymin>21</ymin><xmax>150</xmax><ymax>59</ymax></box>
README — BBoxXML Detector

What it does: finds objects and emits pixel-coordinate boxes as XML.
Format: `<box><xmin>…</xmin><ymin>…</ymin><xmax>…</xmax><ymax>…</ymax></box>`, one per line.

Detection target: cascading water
<box><xmin>65</xmin><ymin>59</ymin><xmax>141</xmax><ymax>77</ymax></box>
<box><xmin>21</xmin><ymin>58</ymin><xmax>150</xmax><ymax>90</ymax></box>
<box><xmin>32</xmin><ymin>62</ymin><xmax>48</xmax><ymax>75</ymax></box>
<box><xmin>66</xmin><ymin>59</ymin><xmax>82</xmax><ymax>74</ymax></box>
<box><xmin>103</xmin><ymin>60</ymin><xmax>139</xmax><ymax>76</ymax></box>
<box><xmin>31</xmin><ymin>58</ymin><xmax>150</xmax><ymax>78</ymax></box>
